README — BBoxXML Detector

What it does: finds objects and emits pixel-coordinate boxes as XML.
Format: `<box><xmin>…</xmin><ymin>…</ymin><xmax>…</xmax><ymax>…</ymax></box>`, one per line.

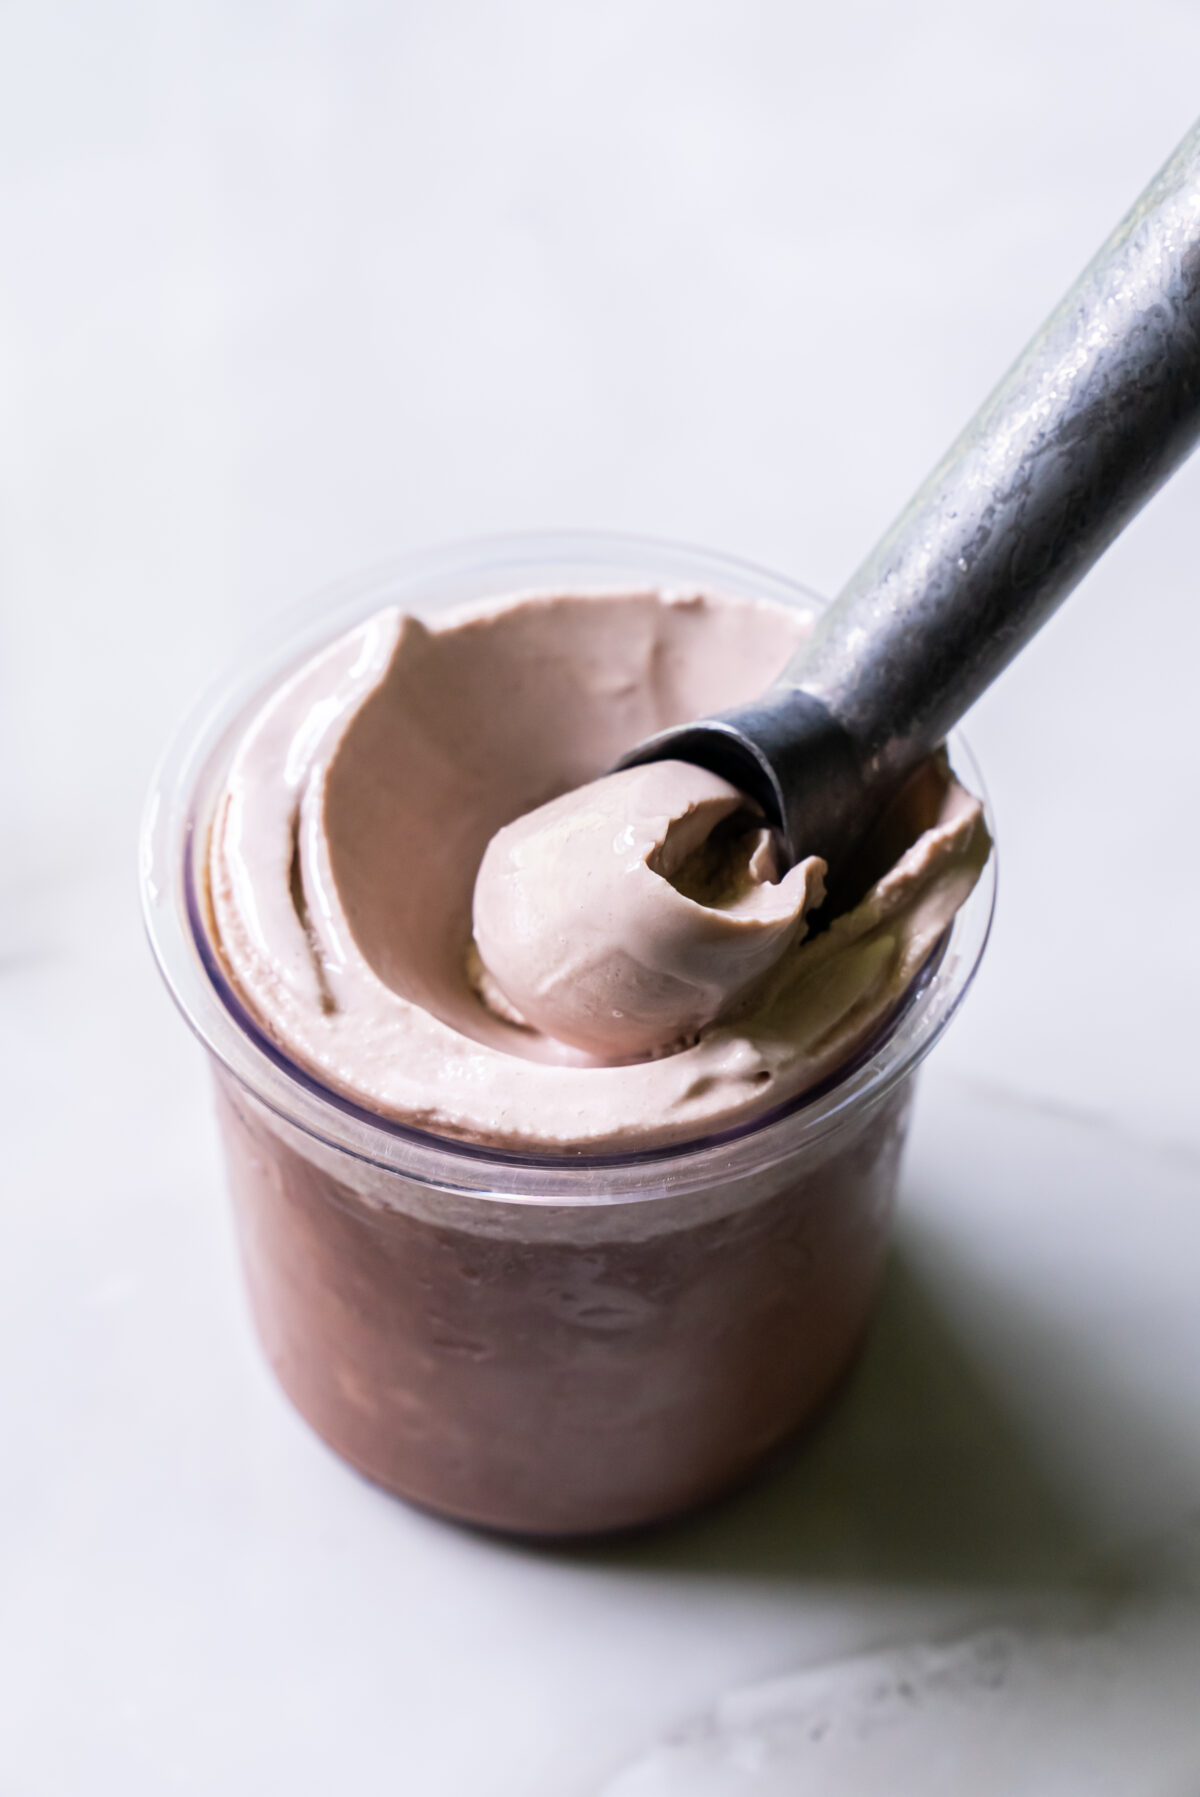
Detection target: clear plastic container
<box><xmin>141</xmin><ymin>532</ymin><xmax>995</xmax><ymax>1536</ymax></box>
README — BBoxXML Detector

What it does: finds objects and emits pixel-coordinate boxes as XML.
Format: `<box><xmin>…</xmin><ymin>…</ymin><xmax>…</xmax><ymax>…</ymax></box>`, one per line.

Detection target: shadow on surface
<box><xmin>550</xmin><ymin>1244</ymin><xmax>1127</xmax><ymax>1593</ymax></box>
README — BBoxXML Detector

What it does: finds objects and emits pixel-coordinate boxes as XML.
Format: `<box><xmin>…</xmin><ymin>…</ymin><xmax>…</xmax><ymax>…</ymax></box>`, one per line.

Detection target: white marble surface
<box><xmin>3</xmin><ymin>4</ymin><xmax>1200</xmax><ymax>1791</ymax></box>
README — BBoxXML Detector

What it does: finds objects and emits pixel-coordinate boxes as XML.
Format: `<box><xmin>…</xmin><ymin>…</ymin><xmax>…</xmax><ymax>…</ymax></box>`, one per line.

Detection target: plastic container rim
<box><xmin>139</xmin><ymin>529</ymin><xmax>997</xmax><ymax>1206</ymax></box>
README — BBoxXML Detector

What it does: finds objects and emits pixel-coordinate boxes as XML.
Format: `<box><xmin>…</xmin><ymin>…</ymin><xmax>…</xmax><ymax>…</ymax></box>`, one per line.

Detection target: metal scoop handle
<box><xmin>622</xmin><ymin>118</ymin><xmax>1200</xmax><ymax>870</ymax></box>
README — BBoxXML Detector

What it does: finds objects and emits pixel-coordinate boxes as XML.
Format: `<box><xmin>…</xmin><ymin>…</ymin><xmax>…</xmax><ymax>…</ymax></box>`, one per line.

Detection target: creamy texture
<box><xmin>473</xmin><ymin>760</ymin><xmax>826</xmax><ymax>1059</ymax></box>
<box><xmin>208</xmin><ymin>589</ymin><xmax>991</xmax><ymax>1152</ymax></box>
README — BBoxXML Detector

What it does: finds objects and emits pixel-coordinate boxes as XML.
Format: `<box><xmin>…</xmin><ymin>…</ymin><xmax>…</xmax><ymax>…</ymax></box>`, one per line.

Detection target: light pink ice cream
<box><xmin>207</xmin><ymin>589</ymin><xmax>990</xmax><ymax>1152</ymax></box>
<box><xmin>472</xmin><ymin>760</ymin><xmax>826</xmax><ymax>1059</ymax></box>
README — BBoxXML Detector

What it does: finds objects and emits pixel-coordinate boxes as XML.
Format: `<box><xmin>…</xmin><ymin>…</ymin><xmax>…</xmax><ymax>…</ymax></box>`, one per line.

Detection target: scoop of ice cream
<box><xmin>471</xmin><ymin>760</ymin><xmax>826</xmax><ymax>1060</ymax></box>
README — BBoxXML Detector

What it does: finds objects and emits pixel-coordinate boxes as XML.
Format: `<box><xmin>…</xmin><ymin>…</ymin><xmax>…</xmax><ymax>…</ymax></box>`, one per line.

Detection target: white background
<box><xmin>3</xmin><ymin>4</ymin><xmax>1200</xmax><ymax>1792</ymax></box>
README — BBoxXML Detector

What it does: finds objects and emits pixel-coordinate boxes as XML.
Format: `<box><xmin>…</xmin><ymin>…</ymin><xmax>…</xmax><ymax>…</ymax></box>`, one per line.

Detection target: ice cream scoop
<box><xmin>474</xmin><ymin>117</ymin><xmax>1200</xmax><ymax>1057</ymax></box>
<box><xmin>619</xmin><ymin>118</ymin><xmax>1200</xmax><ymax>877</ymax></box>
